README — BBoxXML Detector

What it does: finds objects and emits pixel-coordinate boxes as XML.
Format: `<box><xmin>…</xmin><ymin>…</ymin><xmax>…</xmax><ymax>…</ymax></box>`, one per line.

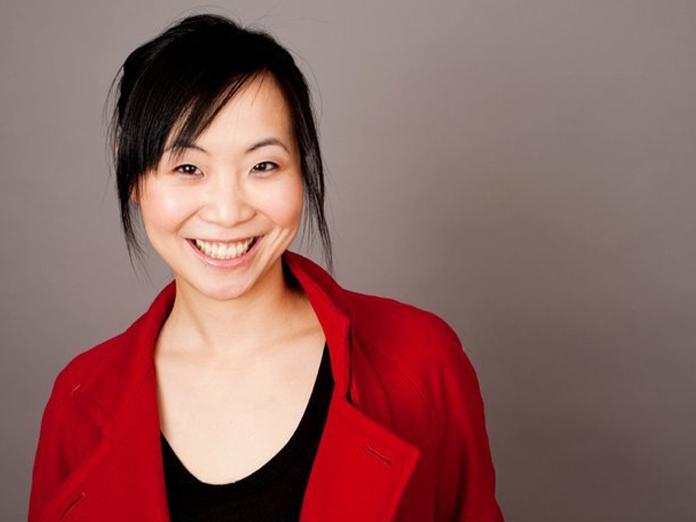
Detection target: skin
<box><xmin>132</xmin><ymin>72</ymin><xmax>327</xmax><ymax>484</ymax></box>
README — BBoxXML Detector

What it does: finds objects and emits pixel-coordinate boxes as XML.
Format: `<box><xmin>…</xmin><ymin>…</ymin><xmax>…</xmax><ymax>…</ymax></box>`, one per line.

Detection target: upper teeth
<box><xmin>194</xmin><ymin>237</ymin><xmax>255</xmax><ymax>259</ymax></box>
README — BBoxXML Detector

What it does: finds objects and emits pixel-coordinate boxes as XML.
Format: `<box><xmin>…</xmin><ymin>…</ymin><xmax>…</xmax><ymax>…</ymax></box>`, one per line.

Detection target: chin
<box><xmin>188</xmin><ymin>275</ymin><xmax>257</xmax><ymax>301</ymax></box>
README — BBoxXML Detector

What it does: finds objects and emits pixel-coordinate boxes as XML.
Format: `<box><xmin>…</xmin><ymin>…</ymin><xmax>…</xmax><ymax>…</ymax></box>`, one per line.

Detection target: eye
<box><xmin>173</xmin><ymin>164</ymin><xmax>201</xmax><ymax>176</ymax></box>
<box><xmin>251</xmin><ymin>161</ymin><xmax>279</xmax><ymax>175</ymax></box>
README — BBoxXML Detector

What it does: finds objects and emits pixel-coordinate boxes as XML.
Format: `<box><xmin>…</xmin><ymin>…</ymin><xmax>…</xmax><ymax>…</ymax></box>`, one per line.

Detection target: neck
<box><xmin>160</xmin><ymin>258</ymin><xmax>304</xmax><ymax>361</ymax></box>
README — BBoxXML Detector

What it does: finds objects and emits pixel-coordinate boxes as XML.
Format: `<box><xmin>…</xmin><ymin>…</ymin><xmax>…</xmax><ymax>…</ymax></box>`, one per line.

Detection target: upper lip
<box><xmin>188</xmin><ymin>235</ymin><xmax>259</xmax><ymax>244</ymax></box>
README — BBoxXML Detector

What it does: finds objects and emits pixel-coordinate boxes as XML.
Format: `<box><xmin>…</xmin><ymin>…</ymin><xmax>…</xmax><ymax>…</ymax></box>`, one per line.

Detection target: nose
<box><xmin>199</xmin><ymin>173</ymin><xmax>255</xmax><ymax>226</ymax></box>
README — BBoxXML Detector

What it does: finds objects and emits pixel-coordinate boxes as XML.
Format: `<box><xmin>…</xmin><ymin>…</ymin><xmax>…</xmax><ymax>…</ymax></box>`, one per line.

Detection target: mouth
<box><xmin>186</xmin><ymin>235</ymin><xmax>262</xmax><ymax>262</ymax></box>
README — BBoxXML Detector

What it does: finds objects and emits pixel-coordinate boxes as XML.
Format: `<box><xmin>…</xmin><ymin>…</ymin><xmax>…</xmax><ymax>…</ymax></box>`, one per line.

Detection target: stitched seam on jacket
<box><xmin>351</xmin><ymin>328</ymin><xmax>438</xmax><ymax>429</ymax></box>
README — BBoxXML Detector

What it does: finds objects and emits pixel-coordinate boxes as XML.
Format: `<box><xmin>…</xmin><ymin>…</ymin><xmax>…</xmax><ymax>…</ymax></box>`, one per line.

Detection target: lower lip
<box><xmin>186</xmin><ymin>236</ymin><xmax>263</xmax><ymax>270</ymax></box>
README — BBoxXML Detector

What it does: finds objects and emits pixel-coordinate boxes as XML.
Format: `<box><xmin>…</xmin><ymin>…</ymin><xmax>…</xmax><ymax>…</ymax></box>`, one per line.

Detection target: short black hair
<box><xmin>105</xmin><ymin>13</ymin><xmax>333</xmax><ymax>277</ymax></box>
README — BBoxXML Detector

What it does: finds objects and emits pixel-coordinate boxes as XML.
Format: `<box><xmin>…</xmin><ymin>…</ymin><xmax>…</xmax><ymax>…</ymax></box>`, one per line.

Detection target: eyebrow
<box><xmin>164</xmin><ymin>137</ymin><xmax>290</xmax><ymax>155</ymax></box>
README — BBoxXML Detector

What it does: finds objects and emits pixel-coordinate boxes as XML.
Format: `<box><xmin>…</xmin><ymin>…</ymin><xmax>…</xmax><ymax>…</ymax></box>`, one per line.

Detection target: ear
<box><xmin>130</xmin><ymin>189</ymin><xmax>139</xmax><ymax>206</ymax></box>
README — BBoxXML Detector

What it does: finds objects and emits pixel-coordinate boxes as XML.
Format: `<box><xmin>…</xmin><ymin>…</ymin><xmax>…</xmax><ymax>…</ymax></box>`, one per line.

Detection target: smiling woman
<box><xmin>133</xmin><ymin>73</ymin><xmax>306</xmax><ymax>299</ymax></box>
<box><xmin>109</xmin><ymin>15</ymin><xmax>331</xmax><ymax>279</ymax></box>
<box><xmin>28</xmin><ymin>12</ymin><xmax>504</xmax><ymax>522</ymax></box>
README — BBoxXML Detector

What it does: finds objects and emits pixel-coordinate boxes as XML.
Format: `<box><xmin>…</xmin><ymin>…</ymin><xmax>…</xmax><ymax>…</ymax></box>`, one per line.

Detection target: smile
<box><xmin>185</xmin><ymin>235</ymin><xmax>263</xmax><ymax>268</ymax></box>
<box><xmin>192</xmin><ymin>237</ymin><xmax>257</xmax><ymax>259</ymax></box>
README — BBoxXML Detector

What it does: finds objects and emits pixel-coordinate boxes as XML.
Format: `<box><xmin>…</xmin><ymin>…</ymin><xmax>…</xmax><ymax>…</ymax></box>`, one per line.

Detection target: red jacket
<box><xmin>29</xmin><ymin>250</ymin><xmax>504</xmax><ymax>521</ymax></box>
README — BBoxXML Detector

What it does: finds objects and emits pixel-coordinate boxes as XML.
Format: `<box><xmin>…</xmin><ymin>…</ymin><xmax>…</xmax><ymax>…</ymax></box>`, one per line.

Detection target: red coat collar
<box><xmin>43</xmin><ymin>250</ymin><xmax>421</xmax><ymax>521</ymax></box>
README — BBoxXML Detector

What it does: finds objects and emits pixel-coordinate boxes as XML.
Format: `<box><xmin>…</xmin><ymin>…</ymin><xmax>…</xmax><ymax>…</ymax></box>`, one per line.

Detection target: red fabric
<box><xmin>29</xmin><ymin>250</ymin><xmax>504</xmax><ymax>521</ymax></box>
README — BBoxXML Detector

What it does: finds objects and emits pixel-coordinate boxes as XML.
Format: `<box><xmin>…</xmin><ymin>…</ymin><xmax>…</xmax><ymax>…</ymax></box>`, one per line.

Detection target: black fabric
<box><xmin>160</xmin><ymin>342</ymin><xmax>333</xmax><ymax>522</ymax></box>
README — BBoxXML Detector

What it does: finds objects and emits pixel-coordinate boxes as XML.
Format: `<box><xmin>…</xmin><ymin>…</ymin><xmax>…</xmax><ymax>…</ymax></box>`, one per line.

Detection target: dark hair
<box><xmin>104</xmin><ymin>13</ymin><xmax>333</xmax><ymax>277</ymax></box>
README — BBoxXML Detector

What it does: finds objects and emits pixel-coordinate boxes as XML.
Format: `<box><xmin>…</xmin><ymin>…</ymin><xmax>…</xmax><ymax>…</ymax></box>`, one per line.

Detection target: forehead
<box><xmin>167</xmin><ymin>73</ymin><xmax>294</xmax><ymax>152</ymax></box>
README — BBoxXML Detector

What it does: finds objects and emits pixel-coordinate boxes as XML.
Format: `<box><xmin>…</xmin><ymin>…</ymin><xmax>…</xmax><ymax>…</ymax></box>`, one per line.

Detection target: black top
<box><xmin>160</xmin><ymin>342</ymin><xmax>334</xmax><ymax>522</ymax></box>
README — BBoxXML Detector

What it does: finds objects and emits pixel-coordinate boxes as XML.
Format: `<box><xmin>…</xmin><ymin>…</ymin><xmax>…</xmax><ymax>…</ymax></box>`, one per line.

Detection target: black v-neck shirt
<box><xmin>160</xmin><ymin>342</ymin><xmax>333</xmax><ymax>522</ymax></box>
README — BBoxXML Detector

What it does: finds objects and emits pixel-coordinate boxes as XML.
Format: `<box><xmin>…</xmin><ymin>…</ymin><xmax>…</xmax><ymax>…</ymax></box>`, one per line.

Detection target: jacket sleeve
<box><xmin>431</xmin><ymin>320</ymin><xmax>505</xmax><ymax>521</ymax></box>
<box><xmin>28</xmin><ymin>365</ymin><xmax>76</xmax><ymax>521</ymax></box>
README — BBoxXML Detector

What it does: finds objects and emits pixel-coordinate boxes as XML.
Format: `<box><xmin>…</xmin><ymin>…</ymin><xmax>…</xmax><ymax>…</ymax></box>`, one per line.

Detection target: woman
<box><xmin>28</xmin><ymin>13</ymin><xmax>504</xmax><ymax>522</ymax></box>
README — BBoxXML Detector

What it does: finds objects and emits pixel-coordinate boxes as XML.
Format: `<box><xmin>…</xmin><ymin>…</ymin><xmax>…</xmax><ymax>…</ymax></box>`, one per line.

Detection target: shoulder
<box><xmin>345</xmin><ymin>288</ymin><xmax>472</xmax><ymax>368</ymax></box>
<box><xmin>46</xmin><ymin>318</ymin><xmax>140</xmax><ymax>406</ymax></box>
<box><xmin>33</xmin><ymin>328</ymin><xmax>133</xmax><ymax>474</ymax></box>
<box><xmin>344</xmin><ymin>289</ymin><xmax>481</xmax><ymax>423</ymax></box>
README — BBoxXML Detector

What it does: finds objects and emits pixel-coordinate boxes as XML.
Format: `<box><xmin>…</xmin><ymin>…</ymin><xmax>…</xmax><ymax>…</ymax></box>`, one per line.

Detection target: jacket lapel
<box><xmin>285</xmin><ymin>252</ymin><xmax>421</xmax><ymax>521</ymax></box>
<box><xmin>46</xmin><ymin>250</ymin><xmax>420</xmax><ymax>522</ymax></box>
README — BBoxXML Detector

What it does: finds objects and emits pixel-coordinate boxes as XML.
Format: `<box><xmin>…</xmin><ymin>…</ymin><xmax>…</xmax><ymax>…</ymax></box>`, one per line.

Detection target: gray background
<box><xmin>2</xmin><ymin>1</ymin><xmax>695</xmax><ymax>520</ymax></box>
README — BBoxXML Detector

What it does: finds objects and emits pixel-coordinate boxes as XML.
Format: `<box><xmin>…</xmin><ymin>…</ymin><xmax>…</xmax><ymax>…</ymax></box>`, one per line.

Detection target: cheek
<box><xmin>140</xmin><ymin>185</ymin><xmax>193</xmax><ymax>233</ymax></box>
<box><xmin>257</xmin><ymin>175</ymin><xmax>304</xmax><ymax>226</ymax></box>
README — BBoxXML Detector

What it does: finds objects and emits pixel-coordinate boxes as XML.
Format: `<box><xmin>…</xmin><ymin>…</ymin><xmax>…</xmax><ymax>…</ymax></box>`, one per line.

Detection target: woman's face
<box><xmin>134</xmin><ymin>74</ymin><xmax>304</xmax><ymax>300</ymax></box>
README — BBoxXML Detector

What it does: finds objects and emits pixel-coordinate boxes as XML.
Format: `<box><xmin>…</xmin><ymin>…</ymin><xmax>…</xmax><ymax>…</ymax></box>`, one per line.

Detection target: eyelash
<box><xmin>173</xmin><ymin>161</ymin><xmax>279</xmax><ymax>177</ymax></box>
